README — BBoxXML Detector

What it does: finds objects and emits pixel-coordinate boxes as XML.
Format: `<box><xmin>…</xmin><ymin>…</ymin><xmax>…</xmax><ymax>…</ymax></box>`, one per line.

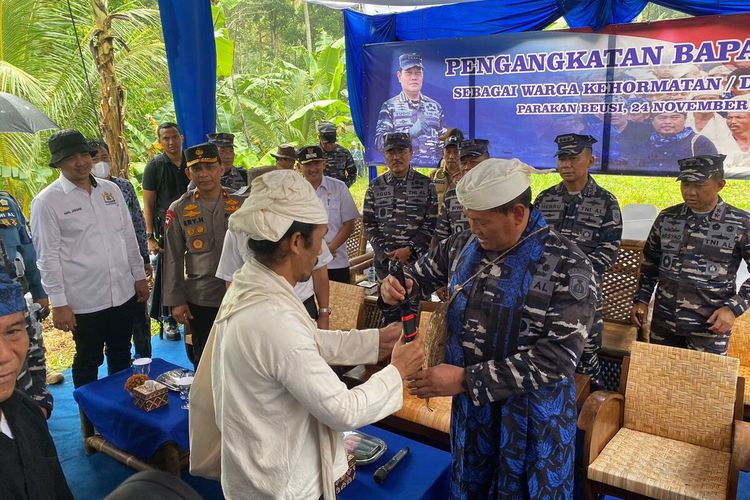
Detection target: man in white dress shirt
<box><xmin>298</xmin><ymin>145</ymin><xmax>359</xmax><ymax>284</ymax></box>
<box><xmin>188</xmin><ymin>171</ymin><xmax>424</xmax><ymax>499</ymax></box>
<box><xmin>31</xmin><ymin>129</ymin><xmax>148</xmax><ymax>387</ymax></box>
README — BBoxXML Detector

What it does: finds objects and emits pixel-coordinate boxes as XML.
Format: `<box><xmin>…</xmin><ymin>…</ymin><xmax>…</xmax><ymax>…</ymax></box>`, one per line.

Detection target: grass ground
<box><xmin>351</xmin><ymin>169</ymin><xmax>750</xmax><ymax>211</ymax></box>
<box><xmin>43</xmin><ymin>170</ymin><xmax>749</xmax><ymax>373</ymax></box>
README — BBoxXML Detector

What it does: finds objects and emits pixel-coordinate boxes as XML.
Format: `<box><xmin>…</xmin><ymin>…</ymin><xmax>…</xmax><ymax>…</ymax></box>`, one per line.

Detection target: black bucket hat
<box><xmin>48</xmin><ymin>129</ymin><xmax>96</xmax><ymax>167</ymax></box>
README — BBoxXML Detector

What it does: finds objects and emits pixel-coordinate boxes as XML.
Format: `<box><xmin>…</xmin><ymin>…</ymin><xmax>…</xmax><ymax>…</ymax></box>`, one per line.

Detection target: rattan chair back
<box><xmin>328</xmin><ymin>281</ymin><xmax>365</xmax><ymax>331</ymax></box>
<box><xmin>345</xmin><ymin>218</ymin><xmax>366</xmax><ymax>260</ymax></box>
<box><xmin>728</xmin><ymin>312</ymin><xmax>750</xmax><ymax>367</ymax></box>
<box><xmin>601</xmin><ymin>239</ymin><xmax>645</xmax><ymax>324</ymax></box>
<box><xmin>624</xmin><ymin>342</ymin><xmax>739</xmax><ymax>452</ymax></box>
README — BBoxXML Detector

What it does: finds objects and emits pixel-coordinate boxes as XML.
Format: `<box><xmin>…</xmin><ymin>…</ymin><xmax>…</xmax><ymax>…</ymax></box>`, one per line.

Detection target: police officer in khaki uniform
<box><xmin>430</xmin><ymin>128</ymin><xmax>463</xmax><ymax>212</ymax></box>
<box><xmin>162</xmin><ymin>142</ymin><xmax>245</xmax><ymax>367</ymax></box>
<box><xmin>633</xmin><ymin>154</ymin><xmax>750</xmax><ymax>355</ymax></box>
<box><xmin>434</xmin><ymin>139</ymin><xmax>490</xmax><ymax>243</ymax></box>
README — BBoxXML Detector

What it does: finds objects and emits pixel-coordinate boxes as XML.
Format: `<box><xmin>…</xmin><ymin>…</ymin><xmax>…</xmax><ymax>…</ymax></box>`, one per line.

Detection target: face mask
<box><xmin>92</xmin><ymin>161</ymin><xmax>111</xmax><ymax>179</ymax></box>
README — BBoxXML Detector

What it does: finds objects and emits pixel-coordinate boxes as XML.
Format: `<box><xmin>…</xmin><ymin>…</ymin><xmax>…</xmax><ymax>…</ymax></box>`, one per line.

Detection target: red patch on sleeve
<box><xmin>164</xmin><ymin>209</ymin><xmax>176</xmax><ymax>230</ymax></box>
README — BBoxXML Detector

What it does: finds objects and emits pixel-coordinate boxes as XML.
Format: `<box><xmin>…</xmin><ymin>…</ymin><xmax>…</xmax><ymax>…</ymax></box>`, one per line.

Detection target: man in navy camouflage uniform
<box><xmin>434</xmin><ymin>139</ymin><xmax>490</xmax><ymax>243</ymax></box>
<box><xmin>0</xmin><ymin>208</ymin><xmax>53</xmax><ymax>416</ymax></box>
<box><xmin>633</xmin><ymin>154</ymin><xmax>750</xmax><ymax>355</ymax></box>
<box><xmin>363</xmin><ymin>132</ymin><xmax>437</xmax><ymax>322</ymax></box>
<box><xmin>375</xmin><ymin>53</ymin><xmax>446</xmax><ymax>166</ymax></box>
<box><xmin>535</xmin><ymin>133</ymin><xmax>622</xmax><ymax>387</ymax></box>
<box><xmin>318</xmin><ymin>122</ymin><xmax>356</xmax><ymax>187</ymax></box>
<box><xmin>208</xmin><ymin>133</ymin><xmax>248</xmax><ymax>192</ymax></box>
<box><xmin>381</xmin><ymin>158</ymin><xmax>596</xmax><ymax>499</ymax></box>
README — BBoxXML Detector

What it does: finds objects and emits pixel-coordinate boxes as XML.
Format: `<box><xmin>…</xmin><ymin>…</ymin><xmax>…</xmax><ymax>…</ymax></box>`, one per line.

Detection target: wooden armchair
<box><xmin>328</xmin><ymin>281</ymin><xmax>365</xmax><ymax>331</ymax></box>
<box><xmin>727</xmin><ymin>311</ymin><xmax>750</xmax><ymax>418</ymax></box>
<box><xmin>578</xmin><ymin>342</ymin><xmax>750</xmax><ymax>500</ymax></box>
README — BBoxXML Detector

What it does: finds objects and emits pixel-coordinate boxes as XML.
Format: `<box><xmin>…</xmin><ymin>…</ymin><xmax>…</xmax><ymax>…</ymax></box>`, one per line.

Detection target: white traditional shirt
<box><xmin>315</xmin><ymin>176</ymin><xmax>359</xmax><ymax>270</ymax></box>
<box><xmin>215</xmin><ymin>228</ymin><xmax>332</xmax><ymax>301</ymax></box>
<box><xmin>198</xmin><ymin>258</ymin><xmax>402</xmax><ymax>500</ymax></box>
<box><xmin>30</xmin><ymin>174</ymin><xmax>146</xmax><ymax>313</ymax></box>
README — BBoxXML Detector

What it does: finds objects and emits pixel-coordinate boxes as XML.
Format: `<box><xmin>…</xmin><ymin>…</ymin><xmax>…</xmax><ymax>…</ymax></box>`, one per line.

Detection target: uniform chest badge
<box><xmin>196</xmin><ymin>225</ymin><xmax>205</xmax><ymax>234</ymax></box>
<box><xmin>102</xmin><ymin>191</ymin><xmax>117</xmax><ymax>206</ymax></box>
<box><xmin>186</xmin><ymin>227</ymin><xmax>195</xmax><ymax>237</ymax></box>
<box><xmin>192</xmin><ymin>238</ymin><xmax>205</xmax><ymax>250</ymax></box>
<box><xmin>0</xmin><ymin>199</ymin><xmax>8</xmax><ymax>206</ymax></box>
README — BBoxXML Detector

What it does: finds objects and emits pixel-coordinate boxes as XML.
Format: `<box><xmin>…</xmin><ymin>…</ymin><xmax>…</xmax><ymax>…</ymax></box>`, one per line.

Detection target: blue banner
<box><xmin>361</xmin><ymin>15</ymin><xmax>750</xmax><ymax>179</ymax></box>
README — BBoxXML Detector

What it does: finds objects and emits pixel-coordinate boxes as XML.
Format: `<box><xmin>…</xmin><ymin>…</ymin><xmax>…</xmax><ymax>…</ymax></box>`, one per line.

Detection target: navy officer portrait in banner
<box><xmin>375</xmin><ymin>53</ymin><xmax>447</xmax><ymax>167</ymax></box>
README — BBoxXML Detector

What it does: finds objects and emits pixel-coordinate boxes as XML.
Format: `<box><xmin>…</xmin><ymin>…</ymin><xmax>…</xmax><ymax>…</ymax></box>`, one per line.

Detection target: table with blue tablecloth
<box><xmin>73</xmin><ymin>358</ymin><xmax>190</xmax><ymax>475</ymax></box>
<box><xmin>341</xmin><ymin>424</ymin><xmax>451</xmax><ymax>500</ymax></box>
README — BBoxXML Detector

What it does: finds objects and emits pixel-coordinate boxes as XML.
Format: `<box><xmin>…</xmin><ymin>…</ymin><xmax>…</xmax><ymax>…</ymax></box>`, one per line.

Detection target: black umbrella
<box><xmin>0</xmin><ymin>92</ymin><xmax>58</xmax><ymax>134</ymax></box>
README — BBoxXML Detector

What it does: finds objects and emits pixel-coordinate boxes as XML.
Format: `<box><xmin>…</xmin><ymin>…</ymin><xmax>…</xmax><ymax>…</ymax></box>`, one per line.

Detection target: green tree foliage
<box><xmin>0</xmin><ymin>0</ymin><xmax>169</xmax><ymax>209</ymax></box>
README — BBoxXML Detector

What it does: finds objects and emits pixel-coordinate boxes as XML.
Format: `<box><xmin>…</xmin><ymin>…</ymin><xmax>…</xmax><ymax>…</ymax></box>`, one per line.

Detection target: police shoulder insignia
<box><xmin>568</xmin><ymin>269</ymin><xmax>591</xmax><ymax>301</ymax></box>
<box><xmin>164</xmin><ymin>209</ymin><xmax>177</xmax><ymax>230</ymax></box>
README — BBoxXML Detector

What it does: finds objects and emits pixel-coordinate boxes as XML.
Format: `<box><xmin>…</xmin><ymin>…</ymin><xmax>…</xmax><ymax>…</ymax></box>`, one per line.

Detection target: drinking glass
<box><xmin>177</xmin><ymin>376</ymin><xmax>194</xmax><ymax>410</ymax></box>
<box><xmin>132</xmin><ymin>357</ymin><xmax>152</xmax><ymax>376</ymax></box>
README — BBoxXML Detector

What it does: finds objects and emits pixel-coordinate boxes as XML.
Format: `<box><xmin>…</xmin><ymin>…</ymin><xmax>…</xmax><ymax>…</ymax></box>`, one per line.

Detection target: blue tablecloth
<box><xmin>340</xmin><ymin>425</ymin><xmax>451</xmax><ymax>500</ymax></box>
<box><xmin>73</xmin><ymin>358</ymin><xmax>190</xmax><ymax>460</ymax></box>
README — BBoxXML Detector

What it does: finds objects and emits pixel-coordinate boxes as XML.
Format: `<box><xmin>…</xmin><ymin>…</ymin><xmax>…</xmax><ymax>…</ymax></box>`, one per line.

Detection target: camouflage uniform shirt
<box><xmin>362</xmin><ymin>168</ymin><xmax>438</xmax><ymax>278</ymax></box>
<box><xmin>635</xmin><ymin>199</ymin><xmax>750</xmax><ymax>342</ymax></box>
<box><xmin>434</xmin><ymin>188</ymin><xmax>469</xmax><ymax>243</ymax></box>
<box><xmin>405</xmin><ymin>223</ymin><xmax>596</xmax><ymax>400</ymax></box>
<box><xmin>374</xmin><ymin>92</ymin><xmax>446</xmax><ymax>166</ymax></box>
<box><xmin>221</xmin><ymin>166</ymin><xmax>248</xmax><ymax>192</ymax></box>
<box><xmin>322</xmin><ymin>145</ymin><xmax>357</xmax><ymax>187</ymax></box>
<box><xmin>535</xmin><ymin>176</ymin><xmax>622</xmax><ymax>276</ymax></box>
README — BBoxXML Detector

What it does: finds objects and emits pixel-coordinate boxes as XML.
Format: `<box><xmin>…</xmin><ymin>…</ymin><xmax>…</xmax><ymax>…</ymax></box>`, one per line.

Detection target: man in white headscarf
<box><xmin>188</xmin><ymin>170</ymin><xmax>424</xmax><ymax>500</ymax></box>
<box><xmin>380</xmin><ymin>159</ymin><xmax>597</xmax><ymax>499</ymax></box>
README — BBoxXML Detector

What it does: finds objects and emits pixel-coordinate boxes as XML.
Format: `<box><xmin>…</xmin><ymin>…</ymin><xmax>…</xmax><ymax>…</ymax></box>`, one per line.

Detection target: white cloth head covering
<box><xmin>456</xmin><ymin>158</ymin><xmax>539</xmax><ymax>211</ymax></box>
<box><xmin>229</xmin><ymin>170</ymin><xmax>328</xmax><ymax>242</ymax></box>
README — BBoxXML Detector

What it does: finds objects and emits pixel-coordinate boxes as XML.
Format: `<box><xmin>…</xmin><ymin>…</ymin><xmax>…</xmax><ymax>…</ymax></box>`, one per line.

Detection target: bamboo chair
<box><xmin>345</xmin><ymin>217</ymin><xmax>367</xmax><ymax>260</ymax></box>
<box><xmin>727</xmin><ymin>311</ymin><xmax>750</xmax><ymax>418</ymax></box>
<box><xmin>346</xmin><ymin>218</ymin><xmax>373</xmax><ymax>284</ymax></box>
<box><xmin>578</xmin><ymin>342</ymin><xmax>750</xmax><ymax>500</ymax></box>
<box><xmin>599</xmin><ymin>239</ymin><xmax>649</xmax><ymax>390</ymax></box>
<box><xmin>328</xmin><ymin>281</ymin><xmax>365</xmax><ymax>331</ymax></box>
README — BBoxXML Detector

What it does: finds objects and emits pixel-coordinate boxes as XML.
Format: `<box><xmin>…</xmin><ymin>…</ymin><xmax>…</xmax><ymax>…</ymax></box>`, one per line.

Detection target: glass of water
<box><xmin>177</xmin><ymin>376</ymin><xmax>194</xmax><ymax>410</ymax></box>
<box><xmin>132</xmin><ymin>357</ymin><xmax>152</xmax><ymax>376</ymax></box>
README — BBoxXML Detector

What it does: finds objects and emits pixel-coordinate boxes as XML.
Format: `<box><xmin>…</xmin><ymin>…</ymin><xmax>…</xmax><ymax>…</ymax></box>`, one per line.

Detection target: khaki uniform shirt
<box><xmin>162</xmin><ymin>188</ymin><xmax>244</xmax><ymax>308</ymax></box>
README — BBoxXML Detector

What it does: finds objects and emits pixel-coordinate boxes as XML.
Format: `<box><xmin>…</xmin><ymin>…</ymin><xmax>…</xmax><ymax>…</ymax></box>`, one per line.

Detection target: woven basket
<box><xmin>132</xmin><ymin>382</ymin><xmax>169</xmax><ymax>412</ymax></box>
